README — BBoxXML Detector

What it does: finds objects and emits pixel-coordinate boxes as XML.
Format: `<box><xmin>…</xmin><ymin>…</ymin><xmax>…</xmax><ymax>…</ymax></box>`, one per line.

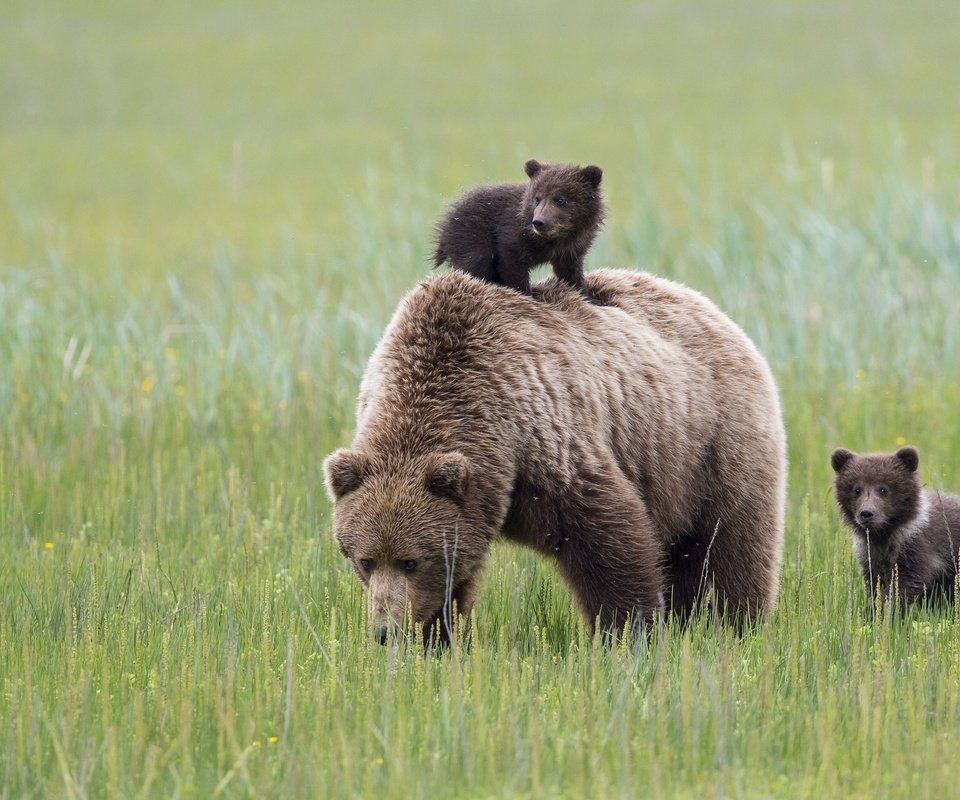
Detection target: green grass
<box><xmin>2</xmin><ymin>0</ymin><xmax>960</xmax><ymax>797</ymax></box>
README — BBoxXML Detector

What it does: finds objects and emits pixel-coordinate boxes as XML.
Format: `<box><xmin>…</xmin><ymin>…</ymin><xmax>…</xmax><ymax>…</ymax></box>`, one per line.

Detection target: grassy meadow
<box><xmin>2</xmin><ymin>0</ymin><xmax>960</xmax><ymax>797</ymax></box>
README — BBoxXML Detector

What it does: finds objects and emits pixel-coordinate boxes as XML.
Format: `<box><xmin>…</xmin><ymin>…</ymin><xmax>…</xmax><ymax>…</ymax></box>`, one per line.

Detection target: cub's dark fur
<box><xmin>831</xmin><ymin>445</ymin><xmax>960</xmax><ymax>606</ymax></box>
<box><xmin>433</xmin><ymin>159</ymin><xmax>605</xmax><ymax>299</ymax></box>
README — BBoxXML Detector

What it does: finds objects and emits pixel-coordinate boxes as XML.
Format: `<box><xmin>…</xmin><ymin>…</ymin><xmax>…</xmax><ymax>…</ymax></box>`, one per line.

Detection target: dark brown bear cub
<box><xmin>831</xmin><ymin>445</ymin><xmax>960</xmax><ymax>606</ymax></box>
<box><xmin>433</xmin><ymin>159</ymin><xmax>605</xmax><ymax>299</ymax></box>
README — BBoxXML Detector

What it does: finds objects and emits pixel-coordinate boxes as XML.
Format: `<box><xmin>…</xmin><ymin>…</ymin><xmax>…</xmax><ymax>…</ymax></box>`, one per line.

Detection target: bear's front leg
<box><xmin>550</xmin><ymin>254</ymin><xmax>600</xmax><ymax>304</ymax></box>
<box><xmin>549</xmin><ymin>253</ymin><xmax>585</xmax><ymax>289</ymax></box>
<box><xmin>421</xmin><ymin>574</ymin><xmax>480</xmax><ymax>648</ymax></box>
<box><xmin>550</xmin><ymin>467</ymin><xmax>665</xmax><ymax>635</ymax></box>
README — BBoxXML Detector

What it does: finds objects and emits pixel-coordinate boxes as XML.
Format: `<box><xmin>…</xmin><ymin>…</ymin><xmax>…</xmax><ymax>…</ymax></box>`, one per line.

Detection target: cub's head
<box><xmin>830</xmin><ymin>446</ymin><xmax>921</xmax><ymax>537</ymax></box>
<box><xmin>521</xmin><ymin>159</ymin><xmax>604</xmax><ymax>241</ymax></box>
<box><xmin>323</xmin><ymin>448</ymin><xmax>490</xmax><ymax>645</ymax></box>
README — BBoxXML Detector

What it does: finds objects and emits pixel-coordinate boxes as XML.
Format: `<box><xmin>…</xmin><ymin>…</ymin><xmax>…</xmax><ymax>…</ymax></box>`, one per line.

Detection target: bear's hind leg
<box><xmin>495</xmin><ymin>253</ymin><xmax>532</xmax><ymax>295</ymax></box>
<box><xmin>664</xmin><ymin>530</ymin><xmax>716</xmax><ymax>623</ymax></box>
<box><xmin>674</xmin><ymin>505</ymin><xmax>782</xmax><ymax>624</ymax></box>
<box><xmin>551</xmin><ymin>467</ymin><xmax>665</xmax><ymax>635</ymax></box>
<box><xmin>449</xmin><ymin>251</ymin><xmax>500</xmax><ymax>286</ymax></box>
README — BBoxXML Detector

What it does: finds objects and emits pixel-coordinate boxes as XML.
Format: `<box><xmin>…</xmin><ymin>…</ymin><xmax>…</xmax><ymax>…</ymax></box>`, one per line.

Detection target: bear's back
<box><xmin>355</xmin><ymin>270</ymin><xmax>784</xmax><ymax>539</ymax></box>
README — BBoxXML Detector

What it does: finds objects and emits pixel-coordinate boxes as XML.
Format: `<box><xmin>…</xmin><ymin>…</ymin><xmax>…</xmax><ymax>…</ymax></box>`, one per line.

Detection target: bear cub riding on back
<box><xmin>433</xmin><ymin>159</ymin><xmax>605</xmax><ymax>301</ymax></box>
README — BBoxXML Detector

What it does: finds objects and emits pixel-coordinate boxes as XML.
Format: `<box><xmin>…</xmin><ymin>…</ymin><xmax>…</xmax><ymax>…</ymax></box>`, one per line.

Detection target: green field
<box><xmin>2</xmin><ymin>1</ymin><xmax>960</xmax><ymax>797</ymax></box>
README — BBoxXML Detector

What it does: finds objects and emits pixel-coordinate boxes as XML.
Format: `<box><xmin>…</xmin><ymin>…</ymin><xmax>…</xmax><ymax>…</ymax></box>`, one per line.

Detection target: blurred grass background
<box><xmin>2</xmin><ymin>0</ymin><xmax>960</xmax><ymax>797</ymax></box>
<box><xmin>4</xmin><ymin>0</ymin><xmax>958</xmax><ymax>269</ymax></box>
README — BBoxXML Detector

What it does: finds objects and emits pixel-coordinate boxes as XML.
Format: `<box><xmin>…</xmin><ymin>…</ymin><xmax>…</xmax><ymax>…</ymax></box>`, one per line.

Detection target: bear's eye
<box><xmin>534</xmin><ymin>196</ymin><xmax>542</xmax><ymax>204</ymax></box>
<box><xmin>853</xmin><ymin>486</ymin><xmax>862</xmax><ymax>497</ymax></box>
<box><xmin>553</xmin><ymin>196</ymin><xmax>567</xmax><ymax>207</ymax></box>
<box><xmin>359</xmin><ymin>558</ymin><xmax>375</xmax><ymax>572</ymax></box>
<box><xmin>878</xmin><ymin>486</ymin><xmax>888</xmax><ymax>497</ymax></box>
<box><xmin>399</xmin><ymin>559</ymin><xmax>418</xmax><ymax>573</ymax></box>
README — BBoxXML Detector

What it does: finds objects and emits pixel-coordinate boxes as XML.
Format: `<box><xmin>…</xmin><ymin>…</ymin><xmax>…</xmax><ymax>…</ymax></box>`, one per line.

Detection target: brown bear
<box><xmin>324</xmin><ymin>270</ymin><xmax>787</xmax><ymax>645</ymax></box>
<box><xmin>432</xmin><ymin>159</ymin><xmax>605</xmax><ymax>300</ymax></box>
<box><xmin>831</xmin><ymin>446</ymin><xmax>960</xmax><ymax>606</ymax></box>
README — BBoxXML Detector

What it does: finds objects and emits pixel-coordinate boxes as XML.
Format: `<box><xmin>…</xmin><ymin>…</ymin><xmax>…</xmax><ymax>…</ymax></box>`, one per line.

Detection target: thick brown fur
<box><xmin>831</xmin><ymin>446</ymin><xmax>960</xmax><ymax>607</ymax></box>
<box><xmin>433</xmin><ymin>160</ymin><xmax>605</xmax><ymax>300</ymax></box>
<box><xmin>324</xmin><ymin>270</ymin><xmax>787</xmax><ymax>644</ymax></box>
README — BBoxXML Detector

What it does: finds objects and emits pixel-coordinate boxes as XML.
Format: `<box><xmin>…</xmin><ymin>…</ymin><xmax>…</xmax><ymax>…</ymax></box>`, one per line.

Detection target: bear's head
<box><xmin>521</xmin><ymin>159</ymin><xmax>604</xmax><ymax>242</ymax></box>
<box><xmin>830</xmin><ymin>446</ymin><xmax>921</xmax><ymax>537</ymax></box>
<box><xmin>324</xmin><ymin>447</ymin><xmax>490</xmax><ymax>645</ymax></box>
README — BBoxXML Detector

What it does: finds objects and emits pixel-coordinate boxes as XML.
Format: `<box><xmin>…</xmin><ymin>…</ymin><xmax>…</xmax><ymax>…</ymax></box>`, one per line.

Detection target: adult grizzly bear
<box><xmin>324</xmin><ymin>270</ymin><xmax>786</xmax><ymax>644</ymax></box>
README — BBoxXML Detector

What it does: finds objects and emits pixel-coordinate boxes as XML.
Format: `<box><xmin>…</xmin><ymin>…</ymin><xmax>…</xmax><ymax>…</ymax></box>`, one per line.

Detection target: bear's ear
<box><xmin>895</xmin><ymin>446</ymin><xmax>919</xmax><ymax>472</ymax></box>
<box><xmin>524</xmin><ymin>159</ymin><xmax>543</xmax><ymax>179</ymax></box>
<box><xmin>581</xmin><ymin>165</ymin><xmax>602</xmax><ymax>188</ymax></box>
<box><xmin>324</xmin><ymin>449</ymin><xmax>370</xmax><ymax>501</ymax></box>
<box><xmin>425</xmin><ymin>451</ymin><xmax>470</xmax><ymax>504</ymax></box>
<box><xmin>830</xmin><ymin>448</ymin><xmax>855</xmax><ymax>474</ymax></box>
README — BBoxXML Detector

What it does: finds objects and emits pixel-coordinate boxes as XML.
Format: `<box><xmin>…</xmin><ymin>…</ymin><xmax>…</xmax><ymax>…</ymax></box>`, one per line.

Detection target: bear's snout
<box><xmin>367</xmin><ymin>571</ymin><xmax>408</xmax><ymax>644</ymax></box>
<box><xmin>374</xmin><ymin>623</ymin><xmax>391</xmax><ymax>645</ymax></box>
<box><xmin>858</xmin><ymin>507</ymin><xmax>875</xmax><ymax>523</ymax></box>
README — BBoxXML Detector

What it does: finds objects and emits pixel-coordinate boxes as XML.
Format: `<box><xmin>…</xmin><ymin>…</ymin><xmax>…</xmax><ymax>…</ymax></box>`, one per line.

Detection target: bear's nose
<box><xmin>532</xmin><ymin>217</ymin><xmax>546</xmax><ymax>230</ymax></box>
<box><xmin>374</xmin><ymin>624</ymin><xmax>390</xmax><ymax>645</ymax></box>
<box><xmin>858</xmin><ymin>508</ymin><xmax>874</xmax><ymax>521</ymax></box>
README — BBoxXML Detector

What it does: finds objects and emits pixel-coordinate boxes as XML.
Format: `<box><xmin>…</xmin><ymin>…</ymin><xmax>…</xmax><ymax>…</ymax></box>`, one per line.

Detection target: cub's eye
<box><xmin>534</xmin><ymin>196</ymin><xmax>542</xmax><ymax>204</ymax></box>
<box><xmin>853</xmin><ymin>486</ymin><xmax>862</xmax><ymax>497</ymax></box>
<box><xmin>359</xmin><ymin>558</ymin><xmax>374</xmax><ymax>572</ymax></box>
<box><xmin>399</xmin><ymin>559</ymin><xmax>418</xmax><ymax>573</ymax></box>
<box><xmin>553</xmin><ymin>196</ymin><xmax>567</xmax><ymax>207</ymax></box>
<box><xmin>878</xmin><ymin>486</ymin><xmax>888</xmax><ymax>497</ymax></box>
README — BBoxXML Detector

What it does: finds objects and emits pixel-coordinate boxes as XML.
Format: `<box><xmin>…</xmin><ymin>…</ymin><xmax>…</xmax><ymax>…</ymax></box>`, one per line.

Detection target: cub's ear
<box><xmin>425</xmin><ymin>451</ymin><xmax>470</xmax><ymax>504</ymax></box>
<box><xmin>830</xmin><ymin>448</ymin><xmax>855</xmax><ymax>474</ymax></box>
<box><xmin>324</xmin><ymin>449</ymin><xmax>370</xmax><ymax>501</ymax></box>
<box><xmin>895</xmin><ymin>446</ymin><xmax>919</xmax><ymax>472</ymax></box>
<box><xmin>581</xmin><ymin>165</ymin><xmax>602</xmax><ymax>188</ymax></box>
<box><xmin>524</xmin><ymin>159</ymin><xmax>543</xmax><ymax>179</ymax></box>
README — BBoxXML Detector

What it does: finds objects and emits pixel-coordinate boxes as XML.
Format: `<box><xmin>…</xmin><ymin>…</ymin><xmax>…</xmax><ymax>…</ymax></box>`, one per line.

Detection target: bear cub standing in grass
<box><xmin>831</xmin><ymin>445</ymin><xmax>960</xmax><ymax>606</ymax></box>
<box><xmin>433</xmin><ymin>159</ymin><xmax>605</xmax><ymax>300</ymax></box>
